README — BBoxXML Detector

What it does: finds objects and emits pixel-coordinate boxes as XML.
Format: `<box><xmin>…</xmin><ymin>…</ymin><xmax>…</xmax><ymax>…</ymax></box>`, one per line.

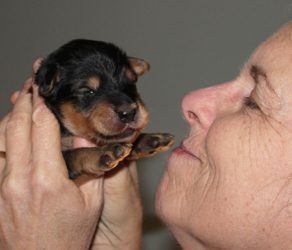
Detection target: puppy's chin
<box><xmin>95</xmin><ymin>128</ymin><xmax>141</xmax><ymax>145</ymax></box>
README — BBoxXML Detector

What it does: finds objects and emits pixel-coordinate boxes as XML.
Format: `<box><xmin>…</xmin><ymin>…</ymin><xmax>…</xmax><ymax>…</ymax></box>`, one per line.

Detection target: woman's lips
<box><xmin>173</xmin><ymin>142</ymin><xmax>201</xmax><ymax>161</ymax></box>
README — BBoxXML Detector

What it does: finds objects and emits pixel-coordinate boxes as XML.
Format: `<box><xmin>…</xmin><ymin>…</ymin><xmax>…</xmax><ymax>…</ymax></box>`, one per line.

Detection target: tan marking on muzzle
<box><xmin>89</xmin><ymin>101</ymin><xmax>125</xmax><ymax>135</ymax></box>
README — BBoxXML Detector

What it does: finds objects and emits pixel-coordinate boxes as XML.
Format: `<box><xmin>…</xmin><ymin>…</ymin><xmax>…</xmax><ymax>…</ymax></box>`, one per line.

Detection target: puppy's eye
<box><xmin>79</xmin><ymin>87</ymin><xmax>96</xmax><ymax>96</ymax></box>
<box><xmin>244</xmin><ymin>96</ymin><xmax>259</xmax><ymax>109</ymax></box>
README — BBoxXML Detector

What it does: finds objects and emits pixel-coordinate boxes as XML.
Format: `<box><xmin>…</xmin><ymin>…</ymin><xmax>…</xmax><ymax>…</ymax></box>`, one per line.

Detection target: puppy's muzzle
<box><xmin>115</xmin><ymin>104</ymin><xmax>137</xmax><ymax>123</ymax></box>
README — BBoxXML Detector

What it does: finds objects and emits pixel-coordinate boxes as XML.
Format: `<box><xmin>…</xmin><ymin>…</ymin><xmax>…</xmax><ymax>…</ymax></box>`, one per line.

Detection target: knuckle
<box><xmin>1</xmin><ymin>175</ymin><xmax>27</xmax><ymax>200</ymax></box>
<box><xmin>31</xmin><ymin>169</ymin><xmax>63</xmax><ymax>194</ymax></box>
<box><xmin>32</xmin><ymin>171</ymin><xmax>52</xmax><ymax>191</ymax></box>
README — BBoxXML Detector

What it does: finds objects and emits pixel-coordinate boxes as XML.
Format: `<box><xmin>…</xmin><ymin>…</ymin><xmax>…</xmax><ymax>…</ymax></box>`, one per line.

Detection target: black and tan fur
<box><xmin>35</xmin><ymin>39</ymin><xmax>174</xmax><ymax>179</ymax></box>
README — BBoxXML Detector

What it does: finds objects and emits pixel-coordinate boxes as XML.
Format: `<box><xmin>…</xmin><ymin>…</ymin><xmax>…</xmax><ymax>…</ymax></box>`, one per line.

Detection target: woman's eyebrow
<box><xmin>249</xmin><ymin>64</ymin><xmax>266</xmax><ymax>83</ymax></box>
<box><xmin>249</xmin><ymin>64</ymin><xmax>276</xmax><ymax>93</ymax></box>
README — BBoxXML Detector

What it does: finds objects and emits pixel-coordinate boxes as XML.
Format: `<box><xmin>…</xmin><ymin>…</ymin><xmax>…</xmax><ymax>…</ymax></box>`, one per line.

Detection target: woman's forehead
<box><xmin>249</xmin><ymin>23</ymin><xmax>292</xmax><ymax>67</ymax></box>
<box><xmin>240</xmin><ymin>23</ymin><xmax>292</xmax><ymax>110</ymax></box>
<box><xmin>237</xmin><ymin>23</ymin><xmax>292</xmax><ymax>98</ymax></box>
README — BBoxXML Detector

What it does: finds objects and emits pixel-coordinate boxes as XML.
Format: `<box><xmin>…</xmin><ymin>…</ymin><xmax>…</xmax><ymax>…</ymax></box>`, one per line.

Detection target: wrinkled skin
<box><xmin>156</xmin><ymin>23</ymin><xmax>292</xmax><ymax>249</ymax></box>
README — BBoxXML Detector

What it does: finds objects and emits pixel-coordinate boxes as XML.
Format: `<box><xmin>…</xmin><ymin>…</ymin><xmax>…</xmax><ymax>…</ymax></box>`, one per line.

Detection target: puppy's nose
<box><xmin>116</xmin><ymin>106</ymin><xmax>137</xmax><ymax>123</ymax></box>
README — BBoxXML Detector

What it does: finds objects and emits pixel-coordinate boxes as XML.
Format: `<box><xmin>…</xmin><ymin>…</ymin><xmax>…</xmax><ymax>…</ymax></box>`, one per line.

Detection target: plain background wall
<box><xmin>1</xmin><ymin>1</ymin><xmax>292</xmax><ymax>249</ymax></box>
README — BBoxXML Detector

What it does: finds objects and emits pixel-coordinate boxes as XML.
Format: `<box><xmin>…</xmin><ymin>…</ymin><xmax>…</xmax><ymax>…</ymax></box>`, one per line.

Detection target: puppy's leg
<box><xmin>127</xmin><ymin>133</ymin><xmax>174</xmax><ymax>161</ymax></box>
<box><xmin>63</xmin><ymin>143</ymin><xmax>132</xmax><ymax>179</ymax></box>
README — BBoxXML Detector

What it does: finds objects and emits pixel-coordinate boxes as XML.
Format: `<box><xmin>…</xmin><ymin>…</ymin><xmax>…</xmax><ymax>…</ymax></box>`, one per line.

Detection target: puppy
<box><xmin>35</xmin><ymin>39</ymin><xmax>174</xmax><ymax>179</ymax></box>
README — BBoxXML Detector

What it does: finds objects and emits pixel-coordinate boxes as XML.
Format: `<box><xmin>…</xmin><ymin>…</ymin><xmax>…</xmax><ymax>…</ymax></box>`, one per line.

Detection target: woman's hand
<box><xmin>0</xmin><ymin>79</ymin><xmax>104</xmax><ymax>249</ymax></box>
<box><xmin>0</xmin><ymin>59</ymin><xmax>143</xmax><ymax>250</ymax></box>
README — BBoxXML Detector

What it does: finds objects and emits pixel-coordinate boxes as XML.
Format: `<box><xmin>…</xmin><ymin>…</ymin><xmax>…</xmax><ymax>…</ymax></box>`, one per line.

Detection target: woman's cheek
<box><xmin>195</xmin><ymin>115</ymin><xmax>277</xmax><ymax>243</ymax></box>
<box><xmin>206</xmin><ymin>112</ymin><xmax>287</xmax><ymax>198</ymax></box>
<box><xmin>206</xmin><ymin>112</ymin><xmax>273</xmax><ymax>160</ymax></box>
<box><xmin>206</xmin><ymin>114</ymin><xmax>250</xmax><ymax>166</ymax></box>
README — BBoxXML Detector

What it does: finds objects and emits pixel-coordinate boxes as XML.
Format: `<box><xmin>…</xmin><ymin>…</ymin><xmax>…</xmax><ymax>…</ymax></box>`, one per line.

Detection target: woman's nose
<box><xmin>181</xmin><ymin>83</ymin><xmax>234</xmax><ymax>129</ymax></box>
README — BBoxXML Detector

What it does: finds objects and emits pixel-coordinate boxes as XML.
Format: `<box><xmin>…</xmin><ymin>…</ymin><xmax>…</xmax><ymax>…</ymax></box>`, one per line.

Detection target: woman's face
<box><xmin>156</xmin><ymin>23</ymin><xmax>292</xmax><ymax>249</ymax></box>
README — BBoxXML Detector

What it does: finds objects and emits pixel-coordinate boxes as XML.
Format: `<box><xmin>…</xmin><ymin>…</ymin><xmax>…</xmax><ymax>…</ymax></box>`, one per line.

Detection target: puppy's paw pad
<box><xmin>145</xmin><ymin>133</ymin><xmax>175</xmax><ymax>150</ymax></box>
<box><xmin>112</xmin><ymin>144</ymin><xmax>131</xmax><ymax>158</ymax></box>
<box><xmin>99</xmin><ymin>143</ymin><xmax>132</xmax><ymax>170</ymax></box>
<box><xmin>128</xmin><ymin>133</ymin><xmax>174</xmax><ymax>160</ymax></box>
<box><xmin>146</xmin><ymin>136</ymin><xmax>160</xmax><ymax>148</ymax></box>
<box><xmin>160</xmin><ymin>133</ymin><xmax>175</xmax><ymax>148</ymax></box>
<box><xmin>99</xmin><ymin>154</ymin><xmax>113</xmax><ymax>166</ymax></box>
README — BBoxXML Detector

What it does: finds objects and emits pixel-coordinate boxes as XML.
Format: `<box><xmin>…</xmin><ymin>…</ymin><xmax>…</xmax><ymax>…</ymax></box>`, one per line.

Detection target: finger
<box><xmin>5</xmin><ymin>89</ymin><xmax>33</xmax><ymax>172</ymax></box>
<box><xmin>23</xmin><ymin>77</ymin><xmax>33</xmax><ymax>90</ymax></box>
<box><xmin>0</xmin><ymin>114</ymin><xmax>11</xmax><ymax>169</ymax></box>
<box><xmin>9</xmin><ymin>78</ymin><xmax>33</xmax><ymax>105</ymax></box>
<box><xmin>10</xmin><ymin>91</ymin><xmax>20</xmax><ymax>105</ymax></box>
<box><xmin>32</xmin><ymin>58</ymin><xmax>43</xmax><ymax>74</ymax></box>
<box><xmin>31</xmin><ymin>86</ymin><xmax>67</xmax><ymax>176</ymax></box>
<box><xmin>0</xmin><ymin>113</ymin><xmax>11</xmax><ymax>152</ymax></box>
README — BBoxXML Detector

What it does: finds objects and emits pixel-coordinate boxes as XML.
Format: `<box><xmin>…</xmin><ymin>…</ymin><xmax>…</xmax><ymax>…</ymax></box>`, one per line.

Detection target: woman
<box><xmin>1</xmin><ymin>22</ymin><xmax>292</xmax><ymax>249</ymax></box>
<box><xmin>156</xmin><ymin>22</ymin><xmax>292</xmax><ymax>249</ymax></box>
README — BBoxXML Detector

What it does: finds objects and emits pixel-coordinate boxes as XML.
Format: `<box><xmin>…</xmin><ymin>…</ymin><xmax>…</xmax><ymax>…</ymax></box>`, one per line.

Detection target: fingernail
<box><xmin>32</xmin><ymin>102</ymin><xmax>46</xmax><ymax>125</ymax></box>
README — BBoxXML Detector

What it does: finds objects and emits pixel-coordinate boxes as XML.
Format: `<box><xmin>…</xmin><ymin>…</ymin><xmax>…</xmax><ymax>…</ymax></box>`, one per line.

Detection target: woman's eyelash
<box><xmin>244</xmin><ymin>97</ymin><xmax>259</xmax><ymax>109</ymax></box>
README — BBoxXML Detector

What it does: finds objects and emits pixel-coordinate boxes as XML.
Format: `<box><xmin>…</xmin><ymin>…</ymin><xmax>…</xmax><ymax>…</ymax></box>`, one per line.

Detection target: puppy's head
<box><xmin>35</xmin><ymin>39</ymin><xmax>149</xmax><ymax>144</ymax></box>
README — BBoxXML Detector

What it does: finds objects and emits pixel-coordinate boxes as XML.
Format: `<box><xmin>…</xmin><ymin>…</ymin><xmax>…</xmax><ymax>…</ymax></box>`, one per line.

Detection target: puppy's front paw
<box><xmin>99</xmin><ymin>143</ymin><xmax>132</xmax><ymax>170</ymax></box>
<box><xmin>127</xmin><ymin>133</ymin><xmax>174</xmax><ymax>160</ymax></box>
<box><xmin>64</xmin><ymin>143</ymin><xmax>132</xmax><ymax>179</ymax></box>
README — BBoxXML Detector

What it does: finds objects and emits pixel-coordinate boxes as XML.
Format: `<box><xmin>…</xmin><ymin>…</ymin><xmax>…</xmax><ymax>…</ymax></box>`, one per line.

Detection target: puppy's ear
<box><xmin>35</xmin><ymin>62</ymin><xmax>60</xmax><ymax>97</ymax></box>
<box><xmin>128</xmin><ymin>57</ymin><xmax>150</xmax><ymax>76</ymax></box>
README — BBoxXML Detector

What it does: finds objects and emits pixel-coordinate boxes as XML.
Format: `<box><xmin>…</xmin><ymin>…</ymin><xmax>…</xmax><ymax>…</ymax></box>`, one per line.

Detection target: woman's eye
<box><xmin>244</xmin><ymin>96</ymin><xmax>259</xmax><ymax>109</ymax></box>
